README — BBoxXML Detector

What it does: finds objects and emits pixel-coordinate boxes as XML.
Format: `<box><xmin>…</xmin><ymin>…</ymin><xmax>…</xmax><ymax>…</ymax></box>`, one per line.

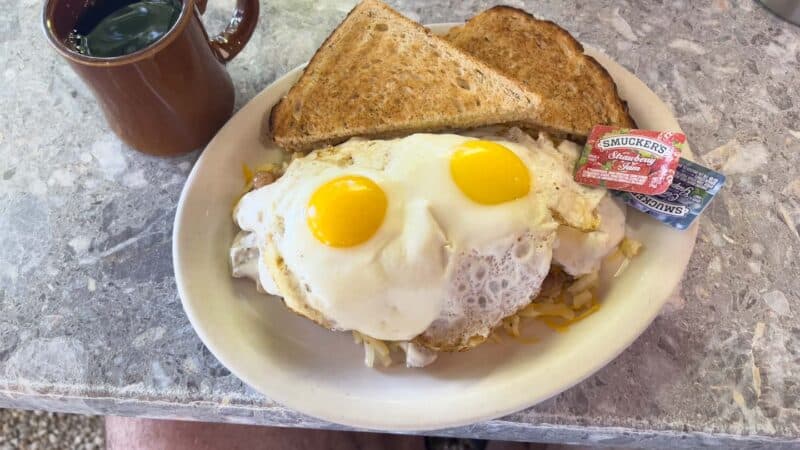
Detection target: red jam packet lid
<box><xmin>574</xmin><ymin>125</ymin><xmax>685</xmax><ymax>195</ymax></box>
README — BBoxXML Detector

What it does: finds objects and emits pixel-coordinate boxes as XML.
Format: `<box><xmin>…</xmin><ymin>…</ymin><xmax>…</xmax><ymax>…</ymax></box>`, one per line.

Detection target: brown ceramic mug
<box><xmin>43</xmin><ymin>0</ymin><xmax>258</xmax><ymax>156</ymax></box>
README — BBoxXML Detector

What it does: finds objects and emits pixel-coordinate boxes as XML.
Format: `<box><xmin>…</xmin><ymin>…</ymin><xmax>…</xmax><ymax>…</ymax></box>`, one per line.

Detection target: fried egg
<box><xmin>232</xmin><ymin>131</ymin><xmax>607</xmax><ymax>350</ymax></box>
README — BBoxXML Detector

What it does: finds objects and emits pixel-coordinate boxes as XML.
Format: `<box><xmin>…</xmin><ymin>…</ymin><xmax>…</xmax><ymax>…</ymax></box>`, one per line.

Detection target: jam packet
<box><xmin>615</xmin><ymin>158</ymin><xmax>725</xmax><ymax>230</ymax></box>
<box><xmin>574</xmin><ymin>126</ymin><xmax>684</xmax><ymax>195</ymax></box>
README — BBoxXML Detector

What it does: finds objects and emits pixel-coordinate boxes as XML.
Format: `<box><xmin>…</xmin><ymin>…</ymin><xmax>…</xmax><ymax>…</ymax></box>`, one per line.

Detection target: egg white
<box><xmin>234</xmin><ymin>131</ymin><xmax>609</xmax><ymax>343</ymax></box>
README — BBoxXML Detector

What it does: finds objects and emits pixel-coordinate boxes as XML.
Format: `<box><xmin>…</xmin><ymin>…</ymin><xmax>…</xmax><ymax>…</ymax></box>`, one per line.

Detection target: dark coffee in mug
<box><xmin>66</xmin><ymin>0</ymin><xmax>182</xmax><ymax>58</ymax></box>
<box><xmin>43</xmin><ymin>0</ymin><xmax>259</xmax><ymax>156</ymax></box>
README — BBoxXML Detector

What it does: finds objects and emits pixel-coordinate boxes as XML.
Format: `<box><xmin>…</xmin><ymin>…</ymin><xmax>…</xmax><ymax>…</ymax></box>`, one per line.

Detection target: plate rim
<box><xmin>173</xmin><ymin>22</ymin><xmax>698</xmax><ymax>431</ymax></box>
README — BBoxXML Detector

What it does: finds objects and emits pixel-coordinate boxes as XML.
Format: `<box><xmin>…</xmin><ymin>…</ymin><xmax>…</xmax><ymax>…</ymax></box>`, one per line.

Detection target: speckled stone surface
<box><xmin>1</xmin><ymin>0</ymin><xmax>799</xmax><ymax>447</ymax></box>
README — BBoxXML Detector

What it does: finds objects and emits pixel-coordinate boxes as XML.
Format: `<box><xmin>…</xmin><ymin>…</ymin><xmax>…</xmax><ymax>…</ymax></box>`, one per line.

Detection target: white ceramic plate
<box><xmin>173</xmin><ymin>23</ymin><xmax>697</xmax><ymax>431</ymax></box>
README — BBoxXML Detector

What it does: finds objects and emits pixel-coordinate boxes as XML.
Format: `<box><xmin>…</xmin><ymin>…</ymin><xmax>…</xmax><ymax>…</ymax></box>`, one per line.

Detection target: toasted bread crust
<box><xmin>445</xmin><ymin>5</ymin><xmax>636</xmax><ymax>142</ymax></box>
<box><xmin>268</xmin><ymin>0</ymin><xmax>545</xmax><ymax>152</ymax></box>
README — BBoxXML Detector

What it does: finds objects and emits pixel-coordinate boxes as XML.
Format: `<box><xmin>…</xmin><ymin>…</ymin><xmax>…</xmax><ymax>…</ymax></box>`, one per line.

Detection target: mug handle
<box><xmin>195</xmin><ymin>0</ymin><xmax>259</xmax><ymax>63</ymax></box>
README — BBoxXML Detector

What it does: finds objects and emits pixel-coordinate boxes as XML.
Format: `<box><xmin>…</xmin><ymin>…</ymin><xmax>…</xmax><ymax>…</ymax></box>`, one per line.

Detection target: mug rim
<box><xmin>42</xmin><ymin>0</ymin><xmax>196</xmax><ymax>67</ymax></box>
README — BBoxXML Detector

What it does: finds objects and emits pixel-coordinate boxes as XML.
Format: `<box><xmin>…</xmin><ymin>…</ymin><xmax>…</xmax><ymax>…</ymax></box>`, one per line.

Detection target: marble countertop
<box><xmin>2</xmin><ymin>0</ymin><xmax>799</xmax><ymax>447</ymax></box>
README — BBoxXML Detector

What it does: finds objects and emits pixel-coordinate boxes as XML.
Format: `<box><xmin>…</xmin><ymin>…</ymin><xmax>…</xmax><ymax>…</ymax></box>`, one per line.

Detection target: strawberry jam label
<box><xmin>574</xmin><ymin>126</ymin><xmax>685</xmax><ymax>195</ymax></box>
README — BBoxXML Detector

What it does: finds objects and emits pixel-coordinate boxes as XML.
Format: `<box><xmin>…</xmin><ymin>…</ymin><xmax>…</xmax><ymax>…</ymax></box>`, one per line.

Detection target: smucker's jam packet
<box><xmin>574</xmin><ymin>125</ymin><xmax>685</xmax><ymax>195</ymax></box>
<box><xmin>615</xmin><ymin>158</ymin><xmax>725</xmax><ymax>230</ymax></box>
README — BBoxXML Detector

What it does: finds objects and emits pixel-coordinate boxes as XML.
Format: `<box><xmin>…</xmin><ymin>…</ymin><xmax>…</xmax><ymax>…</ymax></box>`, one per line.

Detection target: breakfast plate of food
<box><xmin>173</xmin><ymin>1</ymin><xmax>718</xmax><ymax>430</ymax></box>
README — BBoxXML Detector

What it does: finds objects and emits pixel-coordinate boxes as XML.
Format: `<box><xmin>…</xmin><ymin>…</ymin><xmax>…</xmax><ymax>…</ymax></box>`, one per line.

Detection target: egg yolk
<box><xmin>450</xmin><ymin>140</ymin><xmax>531</xmax><ymax>205</ymax></box>
<box><xmin>307</xmin><ymin>175</ymin><xmax>387</xmax><ymax>247</ymax></box>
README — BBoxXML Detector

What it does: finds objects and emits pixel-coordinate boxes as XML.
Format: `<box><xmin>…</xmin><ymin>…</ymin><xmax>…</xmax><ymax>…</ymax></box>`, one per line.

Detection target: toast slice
<box><xmin>445</xmin><ymin>6</ymin><xmax>636</xmax><ymax>142</ymax></box>
<box><xmin>268</xmin><ymin>0</ymin><xmax>543</xmax><ymax>152</ymax></box>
